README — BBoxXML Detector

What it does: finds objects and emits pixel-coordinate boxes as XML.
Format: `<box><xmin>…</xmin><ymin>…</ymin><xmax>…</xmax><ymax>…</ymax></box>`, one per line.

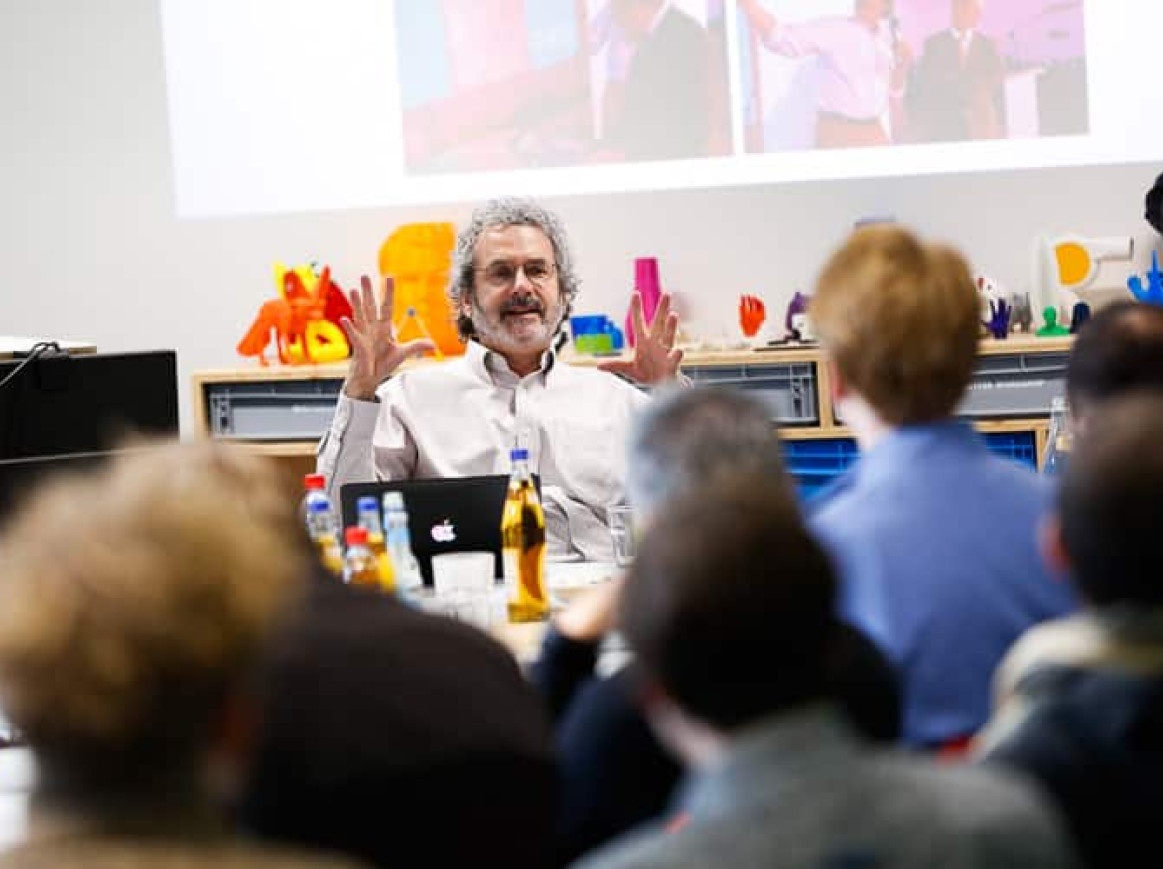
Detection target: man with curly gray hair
<box><xmin>317</xmin><ymin>197</ymin><xmax>683</xmax><ymax>560</ymax></box>
<box><xmin>447</xmin><ymin>197</ymin><xmax>581</xmax><ymax>347</ymax></box>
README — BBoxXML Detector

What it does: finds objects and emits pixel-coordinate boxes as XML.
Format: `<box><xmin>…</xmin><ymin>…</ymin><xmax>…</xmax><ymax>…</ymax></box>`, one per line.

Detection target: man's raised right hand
<box><xmin>340</xmin><ymin>275</ymin><xmax>436</xmax><ymax>401</ymax></box>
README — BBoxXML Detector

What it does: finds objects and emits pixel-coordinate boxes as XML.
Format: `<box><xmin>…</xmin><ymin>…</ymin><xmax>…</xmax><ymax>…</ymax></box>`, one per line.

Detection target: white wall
<box><xmin>2</xmin><ymin>0</ymin><xmax>1158</xmax><ymax>436</ymax></box>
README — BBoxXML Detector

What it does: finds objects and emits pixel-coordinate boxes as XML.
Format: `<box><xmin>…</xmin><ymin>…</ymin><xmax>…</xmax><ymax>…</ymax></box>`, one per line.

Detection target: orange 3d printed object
<box><xmin>739</xmin><ymin>294</ymin><xmax>766</xmax><ymax>338</ymax></box>
<box><xmin>237</xmin><ymin>264</ymin><xmax>354</xmax><ymax>365</ymax></box>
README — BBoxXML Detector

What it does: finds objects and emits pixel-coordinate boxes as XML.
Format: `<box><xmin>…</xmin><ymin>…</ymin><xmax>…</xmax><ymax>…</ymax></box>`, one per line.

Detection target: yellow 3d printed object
<box><xmin>378</xmin><ymin>223</ymin><xmax>463</xmax><ymax>358</ymax></box>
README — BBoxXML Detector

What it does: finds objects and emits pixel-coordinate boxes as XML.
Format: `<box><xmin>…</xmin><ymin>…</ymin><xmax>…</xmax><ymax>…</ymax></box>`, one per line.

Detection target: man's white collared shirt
<box><xmin>317</xmin><ymin>340</ymin><xmax>650</xmax><ymax>560</ymax></box>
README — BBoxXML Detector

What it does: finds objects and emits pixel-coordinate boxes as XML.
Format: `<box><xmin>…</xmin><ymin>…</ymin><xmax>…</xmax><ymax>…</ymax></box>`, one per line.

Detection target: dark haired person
<box><xmin>532</xmin><ymin>387</ymin><xmax>899</xmax><ymax>863</ymax></box>
<box><xmin>1065</xmin><ymin>300</ymin><xmax>1163</xmax><ymax>434</ymax></box>
<box><xmin>976</xmin><ymin>393</ymin><xmax>1163</xmax><ymax>869</ymax></box>
<box><xmin>578</xmin><ymin>479</ymin><xmax>1075</xmax><ymax>868</ymax></box>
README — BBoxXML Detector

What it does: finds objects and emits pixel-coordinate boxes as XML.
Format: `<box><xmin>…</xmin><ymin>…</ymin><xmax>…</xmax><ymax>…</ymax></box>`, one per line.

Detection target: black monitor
<box><xmin>0</xmin><ymin>450</ymin><xmax>122</xmax><ymax>530</ymax></box>
<box><xmin>0</xmin><ymin>349</ymin><xmax>178</xmax><ymax>460</ymax></box>
<box><xmin>0</xmin><ymin>349</ymin><xmax>178</xmax><ymax>527</ymax></box>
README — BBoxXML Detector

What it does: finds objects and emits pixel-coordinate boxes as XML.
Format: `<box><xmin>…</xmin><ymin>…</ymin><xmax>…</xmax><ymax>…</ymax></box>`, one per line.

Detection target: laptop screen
<box><xmin>339</xmin><ymin>475</ymin><xmax>540</xmax><ymax>585</ymax></box>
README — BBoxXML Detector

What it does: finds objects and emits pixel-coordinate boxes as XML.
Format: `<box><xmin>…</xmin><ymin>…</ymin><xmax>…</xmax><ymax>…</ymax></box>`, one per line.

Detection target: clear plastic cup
<box><xmin>607</xmin><ymin>505</ymin><xmax>637</xmax><ymax>567</ymax></box>
<box><xmin>431</xmin><ymin>552</ymin><xmax>496</xmax><ymax>629</ymax></box>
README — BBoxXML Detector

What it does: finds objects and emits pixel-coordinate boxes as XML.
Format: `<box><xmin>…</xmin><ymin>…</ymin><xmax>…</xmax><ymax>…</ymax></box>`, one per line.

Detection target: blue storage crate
<box><xmin>782</xmin><ymin>438</ymin><xmax>861</xmax><ymax>501</ymax></box>
<box><xmin>981</xmin><ymin>431</ymin><xmax>1038</xmax><ymax>470</ymax></box>
<box><xmin>783</xmin><ymin>430</ymin><xmax>1038</xmax><ymax>502</ymax></box>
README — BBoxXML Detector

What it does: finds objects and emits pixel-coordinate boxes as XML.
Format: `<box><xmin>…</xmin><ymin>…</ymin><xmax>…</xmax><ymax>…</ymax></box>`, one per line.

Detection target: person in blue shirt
<box><xmin>807</xmin><ymin>224</ymin><xmax>1077</xmax><ymax>748</ymax></box>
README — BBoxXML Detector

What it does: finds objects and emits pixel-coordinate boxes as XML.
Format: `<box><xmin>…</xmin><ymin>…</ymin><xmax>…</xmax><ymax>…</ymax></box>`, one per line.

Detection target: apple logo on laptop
<box><xmin>431</xmin><ymin>519</ymin><xmax>456</xmax><ymax>544</ymax></box>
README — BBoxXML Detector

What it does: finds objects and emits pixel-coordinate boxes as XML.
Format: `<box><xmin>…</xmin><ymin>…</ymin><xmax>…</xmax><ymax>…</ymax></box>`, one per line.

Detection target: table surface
<box><xmin>468</xmin><ymin>559</ymin><xmax>619</xmax><ymax>663</ymax></box>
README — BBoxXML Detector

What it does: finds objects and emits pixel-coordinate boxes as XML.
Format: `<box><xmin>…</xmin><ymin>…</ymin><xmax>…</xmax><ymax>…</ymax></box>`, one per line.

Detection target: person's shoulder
<box><xmin>571</xmin><ymin>821</ymin><xmax>692</xmax><ymax>869</ymax></box>
<box><xmin>806</xmin><ymin>465</ymin><xmax>879</xmax><ymax>539</ymax></box>
<box><xmin>565</xmin><ymin>664</ymin><xmax>645</xmax><ymax>733</ymax></box>
<box><xmin>868</xmin><ymin>753</ymin><xmax>1071</xmax><ymax>854</ymax></box>
<box><xmin>976</xmin><ymin>447</ymin><xmax>1051</xmax><ymax>502</ymax></box>
<box><xmin>660</xmin><ymin>5</ymin><xmax>705</xmax><ymax>39</ymax></box>
<box><xmin>995</xmin><ymin>612</ymin><xmax>1114</xmax><ymax>697</ymax></box>
<box><xmin>804</xmin><ymin>468</ymin><xmax>859</xmax><ymax>519</ymax></box>
<box><xmin>292</xmin><ymin>580</ymin><xmax>522</xmax><ymax>677</ymax></box>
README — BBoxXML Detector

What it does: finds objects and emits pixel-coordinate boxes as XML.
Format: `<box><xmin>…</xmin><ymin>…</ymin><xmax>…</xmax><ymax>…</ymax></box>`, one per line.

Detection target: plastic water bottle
<box><xmin>357</xmin><ymin>495</ymin><xmax>395</xmax><ymax>590</ymax></box>
<box><xmin>301</xmin><ymin>473</ymin><xmax>329</xmax><ymax>525</ymax></box>
<box><xmin>1043</xmin><ymin>396</ymin><xmax>1072</xmax><ymax>476</ymax></box>
<box><xmin>302</xmin><ymin>473</ymin><xmax>342</xmax><ymax>576</ymax></box>
<box><xmin>343</xmin><ymin>526</ymin><xmax>391</xmax><ymax>591</ymax></box>
<box><xmin>382</xmin><ymin>491</ymin><xmax>424</xmax><ymax>593</ymax></box>
<box><xmin>501</xmin><ymin>448</ymin><xmax>548</xmax><ymax>622</ymax></box>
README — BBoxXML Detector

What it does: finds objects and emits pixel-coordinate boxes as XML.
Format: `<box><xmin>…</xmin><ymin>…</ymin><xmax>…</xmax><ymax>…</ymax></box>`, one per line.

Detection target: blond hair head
<box><xmin>0</xmin><ymin>441</ymin><xmax>307</xmax><ymax>783</ymax></box>
<box><xmin>811</xmin><ymin>225</ymin><xmax>980</xmax><ymax>425</ymax></box>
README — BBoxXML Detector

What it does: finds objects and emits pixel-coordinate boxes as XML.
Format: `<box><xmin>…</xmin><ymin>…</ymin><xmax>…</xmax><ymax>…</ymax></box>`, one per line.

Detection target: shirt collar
<box><xmin>853</xmin><ymin>419</ymin><xmax>982</xmax><ymax>488</ymax></box>
<box><xmin>952</xmin><ymin>28</ymin><xmax>976</xmax><ymax>42</ymax></box>
<box><xmin>465</xmin><ymin>338</ymin><xmax>558</xmax><ymax>384</ymax></box>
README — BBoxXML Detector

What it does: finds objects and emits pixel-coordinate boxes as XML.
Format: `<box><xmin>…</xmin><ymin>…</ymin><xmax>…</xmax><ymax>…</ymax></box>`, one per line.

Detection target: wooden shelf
<box><xmin>193</xmin><ymin>335</ymin><xmax>1072</xmax><ymax>473</ymax></box>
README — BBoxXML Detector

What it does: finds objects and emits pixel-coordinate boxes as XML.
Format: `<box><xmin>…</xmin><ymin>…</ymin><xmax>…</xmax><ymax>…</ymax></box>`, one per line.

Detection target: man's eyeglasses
<box><xmin>475</xmin><ymin>260</ymin><xmax>557</xmax><ymax>289</ymax></box>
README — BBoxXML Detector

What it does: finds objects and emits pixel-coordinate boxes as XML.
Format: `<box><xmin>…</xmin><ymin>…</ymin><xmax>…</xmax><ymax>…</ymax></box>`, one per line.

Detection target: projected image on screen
<box><xmin>395</xmin><ymin>0</ymin><xmax>731</xmax><ymax>174</ymax></box>
<box><xmin>737</xmin><ymin>0</ymin><xmax>1089</xmax><ymax>153</ymax></box>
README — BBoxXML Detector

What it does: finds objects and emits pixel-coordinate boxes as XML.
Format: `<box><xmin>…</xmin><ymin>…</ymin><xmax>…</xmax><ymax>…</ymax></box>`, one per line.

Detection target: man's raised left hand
<box><xmin>597</xmin><ymin>292</ymin><xmax>684</xmax><ymax>386</ymax></box>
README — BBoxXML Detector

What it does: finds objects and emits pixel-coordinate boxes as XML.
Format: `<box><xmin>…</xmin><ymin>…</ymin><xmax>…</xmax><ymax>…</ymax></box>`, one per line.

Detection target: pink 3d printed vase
<box><xmin>625</xmin><ymin>257</ymin><xmax>662</xmax><ymax>348</ymax></box>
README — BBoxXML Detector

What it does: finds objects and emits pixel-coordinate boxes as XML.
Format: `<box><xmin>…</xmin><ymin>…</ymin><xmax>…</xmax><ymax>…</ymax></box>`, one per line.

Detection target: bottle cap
<box><xmin>510</xmin><ymin>448</ymin><xmax>530</xmax><ymax>461</ymax></box>
<box><xmin>357</xmin><ymin>495</ymin><xmax>378</xmax><ymax>513</ymax></box>
<box><xmin>382</xmin><ymin>491</ymin><xmax>405</xmax><ymax>511</ymax></box>
<box><xmin>345</xmin><ymin>526</ymin><xmax>369</xmax><ymax>546</ymax></box>
<box><xmin>304</xmin><ymin>473</ymin><xmax>326</xmax><ymax>490</ymax></box>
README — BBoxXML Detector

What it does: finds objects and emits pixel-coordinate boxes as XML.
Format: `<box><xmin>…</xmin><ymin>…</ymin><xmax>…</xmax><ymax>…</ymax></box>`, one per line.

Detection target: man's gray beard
<box><xmin>471</xmin><ymin>299</ymin><xmax>564</xmax><ymax>355</ymax></box>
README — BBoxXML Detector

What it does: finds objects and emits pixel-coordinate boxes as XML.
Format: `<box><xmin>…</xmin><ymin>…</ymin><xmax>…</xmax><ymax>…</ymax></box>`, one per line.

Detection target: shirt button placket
<box><xmin>514</xmin><ymin>377</ymin><xmax>541</xmax><ymax>471</ymax></box>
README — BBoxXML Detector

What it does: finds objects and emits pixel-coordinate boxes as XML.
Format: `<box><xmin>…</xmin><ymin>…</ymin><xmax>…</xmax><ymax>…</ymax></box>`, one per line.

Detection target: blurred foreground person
<box><xmin>533</xmin><ymin>387</ymin><xmax>900</xmax><ymax>863</ymax></box>
<box><xmin>239</xmin><ymin>545</ymin><xmax>557</xmax><ymax>864</ymax></box>
<box><xmin>809</xmin><ymin>224</ymin><xmax>1076</xmax><ymax>748</ymax></box>
<box><xmin>976</xmin><ymin>393</ymin><xmax>1163</xmax><ymax>868</ymax></box>
<box><xmin>1064</xmin><ymin>300</ymin><xmax>1163</xmax><ymax>435</ymax></box>
<box><xmin>578</xmin><ymin>479</ymin><xmax>1077</xmax><ymax>868</ymax></box>
<box><xmin>0</xmin><ymin>443</ymin><xmax>360</xmax><ymax>868</ymax></box>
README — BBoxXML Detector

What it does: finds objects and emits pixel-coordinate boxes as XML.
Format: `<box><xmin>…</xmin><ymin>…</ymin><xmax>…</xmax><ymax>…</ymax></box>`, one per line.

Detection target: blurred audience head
<box><xmin>627</xmin><ymin>385</ymin><xmax>794</xmax><ymax>522</ymax></box>
<box><xmin>811</xmin><ymin>224</ymin><xmax>979</xmax><ymax>427</ymax></box>
<box><xmin>0</xmin><ymin>442</ymin><xmax>305</xmax><ymax>804</ymax></box>
<box><xmin>1050</xmin><ymin>392</ymin><xmax>1163</xmax><ymax>607</ymax></box>
<box><xmin>1066</xmin><ymin>300</ymin><xmax>1163</xmax><ymax>430</ymax></box>
<box><xmin>620</xmin><ymin>477</ymin><xmax>838</xmax><ymax>755</ymax></box>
